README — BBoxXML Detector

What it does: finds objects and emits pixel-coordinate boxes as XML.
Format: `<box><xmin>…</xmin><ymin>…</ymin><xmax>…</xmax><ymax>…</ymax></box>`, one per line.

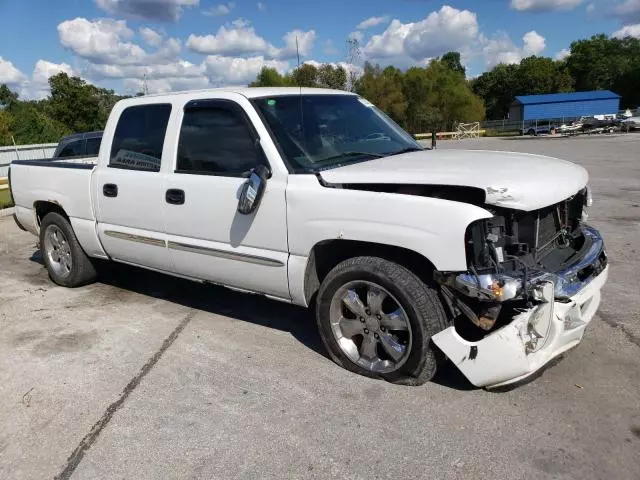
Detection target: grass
<box><xmin>0</xmin><ymin>188</ymin><xmax>13</xmax><ymax>209</ymax></box>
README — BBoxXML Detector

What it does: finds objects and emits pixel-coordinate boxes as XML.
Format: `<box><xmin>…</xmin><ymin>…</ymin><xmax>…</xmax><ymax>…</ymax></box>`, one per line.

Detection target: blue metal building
<box><xmin>509</xmin><ymin>91</ymin><xmax>620</xmax><ymax>121</ymax></box>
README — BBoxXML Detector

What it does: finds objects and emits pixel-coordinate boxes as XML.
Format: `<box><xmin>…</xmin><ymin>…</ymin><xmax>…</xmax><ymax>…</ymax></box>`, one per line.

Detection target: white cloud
<box><xmin>277</xmin><ymin>29</ymin><xmax>316</xmax><ymax>59</ymax></box>
<box><xmin>139</xmin><ymin>26</ymin><xmax>163</xmax><ymax>47</ymax></box>
<box><xmin>613</xmin><ymin>23</ymin><xmax>640</xmax><ymax>38</ymax></box>
<box><xmin>257</xmin><ymin>2</ymin><xmax>266</xmax><ymax>11</ymax></box>
<box><xmin>203</xmin><ymin>55</ymin><xmax>288</xmax><ymax>85</ymax></box>
<box><xmin>0</xmin><ymin>56</ymin><xmax>27</xmax><ymax>89</ymax></box>
<box><xmin>522</xmin><ymin>30</ymin><xmax>546</xmax><ymax>55</ymax></box>
<box><xmin>362</xmin><ymin>6</ymin><xmax>478</xmax><ymax>65</ymax></box>
<box><xmin>348</xmin><ymin>31</ymin><xmax>364</xmax><ymax>43</ymax></box>
<box><xmin>611</xmin><ymin>0</ymin><xmax>640</xmax><ymax>22</ymax></box>
<box><xmin>22</xmin><ymin>60</ymin><xmax>77</xmax><ymax>99</ymax></box>
<box><xmin>510</xmin><ymin>0</ymin><xmax>583</xmax><ymax>11</ymax></box>
<box><xmin>187</xmin><ymin>25</ymin><xmax>315</xmax><ymax>59</ymax></box>
<box><xmin>555</xmin><ymin>48</ymin><xmax>571</xmax><ymax>60</ymax></box>
<box><xmin>187</xmin><ymin>24</ymin><xmax>272</xmax><ymax>56</ymax></box>
<box><xmin>58</xmin><ymin>18</ymin><xmax>181</xmax><ymax>66</ymax></box>
<box><xmin>95</xmin><ymin>0</ymin><xmax>199</xmax><ymax>22</ymax></box>
<box><xmin>203</xmin><ymin>2</ymin><xmax>235</xmax><ymax>16</ymax></box>
<box><xmin>356</xmin><ymin>16</ymin><xmax>390</xmax><ymax>30</ymax></box>
<box><xmin>586</xmin><ymin>2</ymin><xmax>596</xmax><ymax>13</ymax></box>
<box><xmin>482</xmin><ymin>30</ymin><xmax>546</xmax><ymax>68</ymax></box>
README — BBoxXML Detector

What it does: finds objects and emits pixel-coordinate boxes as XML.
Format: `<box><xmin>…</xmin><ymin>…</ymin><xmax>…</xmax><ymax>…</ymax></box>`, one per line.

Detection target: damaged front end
<box><xmin>432</xmin><ymin>188</ymin><xmax>609</xmax><ymax>388</ymax></box>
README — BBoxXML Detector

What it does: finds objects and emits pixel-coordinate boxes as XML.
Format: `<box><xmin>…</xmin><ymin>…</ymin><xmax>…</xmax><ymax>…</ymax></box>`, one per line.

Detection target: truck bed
<box><xmin>10</xmin><ymin>156</ymin><xmax>98</xmax><ymax>237</ymax></box>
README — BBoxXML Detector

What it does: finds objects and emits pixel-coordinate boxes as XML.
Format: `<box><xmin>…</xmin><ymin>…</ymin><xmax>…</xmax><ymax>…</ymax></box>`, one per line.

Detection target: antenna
<box><xmin>295</xmin><ymin>36</ymin><xmax>305</xmax><ymax>152</ymax></box>
<box><xmin>143</xmin><ymin>73</ymin><xmax>149</xmax><ymax>96</ymax></box>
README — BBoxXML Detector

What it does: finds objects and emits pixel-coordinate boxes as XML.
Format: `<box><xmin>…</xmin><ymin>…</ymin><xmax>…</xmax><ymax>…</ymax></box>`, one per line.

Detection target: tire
<box><xmin>40</xmin><ymin>212</ymin><xmax>97</xmax><ymax>287</ymax></box>
<box><xmin>316</xmin><ymin>256</ymin><xmax>448</xmax><ymax>386</ymax></box>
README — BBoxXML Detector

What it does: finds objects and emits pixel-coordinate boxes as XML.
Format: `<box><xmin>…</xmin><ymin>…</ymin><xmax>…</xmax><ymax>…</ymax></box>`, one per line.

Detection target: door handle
<box><xmin>165</xmin><ymin>189</ymin><xmax>185</xmax><ymax>205</ymax></box>
<box><xmin>103</xmin><ymin>183</ymin><xmax>118</xmax><ymax>197</ymax></box>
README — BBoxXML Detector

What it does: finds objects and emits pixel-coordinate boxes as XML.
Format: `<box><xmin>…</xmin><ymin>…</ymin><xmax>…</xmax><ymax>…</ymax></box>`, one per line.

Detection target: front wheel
<box><xmin>40</xmin><ymin>212</ymin><xmax>97</xmax><ymax>287</ymax></box>
<box><xmin>316</xmin><ymin>257</ymin><xmax>448</xmax><ymax>386</ymax></box>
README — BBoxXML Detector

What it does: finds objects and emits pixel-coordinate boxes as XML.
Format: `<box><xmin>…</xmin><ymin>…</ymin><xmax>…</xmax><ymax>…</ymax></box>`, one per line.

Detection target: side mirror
<box><xmin>238</xmin><ymin>164</ymin><xmax>269</xmax><ymax>215</ymax></box>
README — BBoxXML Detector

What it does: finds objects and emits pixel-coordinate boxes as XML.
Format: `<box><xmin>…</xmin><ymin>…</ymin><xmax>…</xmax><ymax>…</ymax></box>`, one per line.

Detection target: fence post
<box><xmin>431</xmin><ymin>132</ymin><xmax>437</xmax><ymax>149</ymax></box>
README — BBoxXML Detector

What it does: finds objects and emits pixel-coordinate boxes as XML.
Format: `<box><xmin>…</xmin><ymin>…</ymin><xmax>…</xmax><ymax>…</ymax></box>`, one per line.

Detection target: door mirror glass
<box><xmin>238</xmin><ymin>164</ymin><xmax>269</xmax><ymax>215</ymax></box>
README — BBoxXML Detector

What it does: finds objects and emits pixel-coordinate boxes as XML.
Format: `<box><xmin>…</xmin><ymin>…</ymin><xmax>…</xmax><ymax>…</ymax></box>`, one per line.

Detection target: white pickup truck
<box><xmin>9</xmin><ymin>87</ymin><xmax>608</xmax><ymax>388</ymax></box>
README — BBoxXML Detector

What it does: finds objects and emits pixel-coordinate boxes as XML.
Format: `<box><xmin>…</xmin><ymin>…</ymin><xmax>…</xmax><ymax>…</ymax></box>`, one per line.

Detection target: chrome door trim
<box><xmin>167</xmin><ymin>241</ymin><xmax>285</xmax><ymax>267</ymax></box>
<box><xmin>104</xmin><ymin>230</ymin><xmax>166</xmax><ymax>248</ymax></box>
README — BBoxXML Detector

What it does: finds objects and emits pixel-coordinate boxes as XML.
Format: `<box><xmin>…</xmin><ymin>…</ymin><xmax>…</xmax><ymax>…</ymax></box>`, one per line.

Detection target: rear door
<box><xmin>162</xmin><ymin>97</ymin><xmax>290</xmax><ymax>299</ymax></box>
<box><xmin>93</xmin><ymin>103</ymin><xmax>174</xmax><ymax>272</ymax></box>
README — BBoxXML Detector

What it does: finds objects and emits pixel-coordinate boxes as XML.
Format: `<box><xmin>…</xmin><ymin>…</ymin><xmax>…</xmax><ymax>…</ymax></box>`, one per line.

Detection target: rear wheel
<box><xmin>40</xmin><ymin>212</ymin><xmax>97</xmax><ymax>287</ymax></box>
<box><xmin>316</xmin><ymin>256</ymin><xmax>448</xmax><ymax>386</ymax></box>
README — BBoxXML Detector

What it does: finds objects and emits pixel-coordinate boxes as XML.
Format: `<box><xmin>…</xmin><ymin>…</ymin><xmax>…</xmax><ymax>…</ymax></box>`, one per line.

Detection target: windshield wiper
<box><xmin>386</xmin><ymin>146</ymin><xmax>424</xmax><ymax>157</ymax></box>
<box><xmin>314</xmin><ymin>151</ymin><xmax>386</xmax><ymax>165</ymax></box>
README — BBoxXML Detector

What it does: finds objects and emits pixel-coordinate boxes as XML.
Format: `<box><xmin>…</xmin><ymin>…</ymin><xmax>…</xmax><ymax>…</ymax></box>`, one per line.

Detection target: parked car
<box><xmin>53</xmin><ymin>131</ymin><xmax>103</xmax><ymax>159</ymax></box>
<box><xmin>521</xmin><ymin>123</ymin><xmax>558</xmax><ymax>136</ymax></box>
<box><xmin>621</xmin><ymin>116</ymin><xmax>640</xmax><ymax>131</ymax></box>
<box><xmin>8</xmin><ymin>88</ymin><xmax>608</xmax><ymax>389</ymax></box>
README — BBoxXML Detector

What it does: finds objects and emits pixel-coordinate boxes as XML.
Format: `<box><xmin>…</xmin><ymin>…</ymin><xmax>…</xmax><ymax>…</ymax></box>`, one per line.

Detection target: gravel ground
<box><xmin>0</xmin><ymin>134</ymin><xmax>639</xmax><ymax>480</ymax></box>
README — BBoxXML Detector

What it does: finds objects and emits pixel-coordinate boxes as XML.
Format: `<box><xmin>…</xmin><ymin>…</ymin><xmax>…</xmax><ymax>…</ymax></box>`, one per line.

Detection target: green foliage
<box><xmin>567</xmin><ymin>34</ymin><xmax>640</xmax><ymax>109</ymax></box>
<box><xmin>472</xmin><ymin>57</ymin><xmax>574</xmax><ymax>119</ymax></box>
<box><xmin>441</xmin><ymin>52</ymin><xmax>466</xmax><ymax>76</ymax></box>
<box><xmin>0</xmin><ymin>73</ymin><xmax>125</xmax><ymax>146</ymax></box>
<box><xmin>0</xmin><ymin>109</ymin><xmax>12</xmax><ymax>145</ymax></box>
<box><xmin>355</xmin><ymin>60</ymin><xmax>484</xmax><ymax>133</ymax></box>
<box><xmin>46</xmin><ymin>73</ymin><xmax>122</xmax><ymax>133</ymax></box>
<box><xmin>0</xmin><ymin>189</ymin><xmax>13</xmax><ymax>210</ymax></box>
<box><xmin>250</xmin><ymin>67</ymin><xmax>294</xmax><ymax>87</ymax></box>
<box><xmin>250</xmin><ymin>63</ymin><xmax>348</xmax><ymax>90</ymax></box>
<box><xmin>355</xmin><ymin>63</ymin><xmax>408</xmax><ymax>126</ymax></box>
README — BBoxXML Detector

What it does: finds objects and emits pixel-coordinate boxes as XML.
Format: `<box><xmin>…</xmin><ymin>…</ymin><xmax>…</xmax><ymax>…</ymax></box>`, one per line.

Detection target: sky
<box><xmin>0</xmin><ymin>0</ymin><xmax>638</xmax><ymax>99</ymax></box>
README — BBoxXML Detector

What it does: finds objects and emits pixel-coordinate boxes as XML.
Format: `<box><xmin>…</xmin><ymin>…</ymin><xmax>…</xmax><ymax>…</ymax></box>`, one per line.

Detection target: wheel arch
<box><xmin>34</xmin><ymin>200</ymin><xmax>69</xmax><ymax>227</ymax></box>
<box><xmin>303</xmin><ymin>239</ymin><xmax>438</xmax><ymax>306</ymax></box>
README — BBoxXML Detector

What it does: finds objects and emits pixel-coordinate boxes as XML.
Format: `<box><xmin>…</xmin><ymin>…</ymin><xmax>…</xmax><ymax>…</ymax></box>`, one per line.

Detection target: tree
<box><xmin>0</xmin><ymin>109</ymin><xmax>12</xmax><ymax>145</ymax></box>
<box><xmin>317</xmin><ymin>64</ymin><xmax>347</xmax><ymax>90</ymax></box>
<box><xmin>517</xmin><ymin>56</ymin><xmax>573</xmax><ymax>95</ymax></box>
<box><xmin>0</xmin><ymin>85</ymin><xmax>19</xmax><ymax>108</ymax></box>
<box><xmin>567</xmin><ymin>34</ymin><xmax>640</xmax><ymax>108</ymax></box>
<box><xmin>250</xmin><ymin>67</ymin><xmax>291</xmax><ymax>87</ymax></box>
<box><xmin>355</xmin><ymin>62</ymin><xmax>408</xmax><ymax>126</ymax></box>
<box><xmin>472</xmin><ymin>56</ymin><xmax>574</xmax><ymax>119</ymax></box>
<box><xmin>290</xmin><ymin>63</ymin><xmax>319</xmax><ymax>87</ymax></box>
<box><xmin>441</xmin><ymin>52</ymin><xmax>466</xmax><ymax>77</ymax></box>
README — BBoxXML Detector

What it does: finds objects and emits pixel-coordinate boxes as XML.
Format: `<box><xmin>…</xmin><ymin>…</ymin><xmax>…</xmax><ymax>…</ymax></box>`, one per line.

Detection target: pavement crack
<box><xmin>598</xmin><ymin>311</ymin><xmax>640</xmax><ymax>349</ymax></box>
<box><xmin>53</xmin><ymin>310</ymin><xmax>197</xmax><ymax>480</ymax></box>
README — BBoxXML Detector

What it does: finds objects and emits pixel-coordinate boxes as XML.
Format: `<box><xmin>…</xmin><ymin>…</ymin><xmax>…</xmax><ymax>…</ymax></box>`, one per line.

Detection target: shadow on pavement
<box><xmin>30</xmin><ymin>251</ymin><xmax>476</xmax><ymax>391</ymax></box>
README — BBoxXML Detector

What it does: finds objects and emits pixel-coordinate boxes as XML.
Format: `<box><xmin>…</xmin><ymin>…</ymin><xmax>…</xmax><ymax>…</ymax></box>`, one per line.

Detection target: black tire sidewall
<box><xmin>40</xmin><ymin>212</ymin><xmax>96</xmax><ymax>287</ymax></box>
<box><xmin>316</xmin><ymin>257</ymin><xmax>445</xmax><ymax>385</ymax></box>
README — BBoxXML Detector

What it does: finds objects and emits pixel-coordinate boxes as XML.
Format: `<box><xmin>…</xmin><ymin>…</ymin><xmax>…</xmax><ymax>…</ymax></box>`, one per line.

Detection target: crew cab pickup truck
<box><xmin>9</xmin><ymin>88</ymin><xmax>608</xmax><ymax>388</ymax></box>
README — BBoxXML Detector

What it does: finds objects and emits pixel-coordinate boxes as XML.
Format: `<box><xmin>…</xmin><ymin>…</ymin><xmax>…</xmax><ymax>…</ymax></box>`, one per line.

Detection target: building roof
<box><xmin>514</xmin><ymin>90</ymin><xmax>620</xmax><ymax>105</ymax></box>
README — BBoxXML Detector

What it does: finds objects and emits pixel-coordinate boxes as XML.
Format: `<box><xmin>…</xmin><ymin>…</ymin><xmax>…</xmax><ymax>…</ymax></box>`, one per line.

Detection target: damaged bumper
<box><xmin>432</xmin><ymin>225</ymin><xmax>608</xmax><ymax>389</ymax></box>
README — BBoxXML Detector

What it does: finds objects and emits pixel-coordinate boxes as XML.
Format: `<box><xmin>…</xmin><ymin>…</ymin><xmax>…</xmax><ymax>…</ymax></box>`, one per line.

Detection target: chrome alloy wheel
<box><xmin>329</xmin><ymin>281</ymin><xmax>412</xmax><ymax>374</ymax></box>
<box><xmin>44</xmin><ymin>224</ymin><xmax>72</xmax><ymax>278</ymax></box>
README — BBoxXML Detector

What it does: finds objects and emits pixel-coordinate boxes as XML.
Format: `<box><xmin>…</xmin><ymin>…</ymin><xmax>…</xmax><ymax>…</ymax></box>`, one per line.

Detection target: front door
<box><xmin>162</xmin><ymin>98</ymin><xmax>290</xmax><ymax>299</ymax></box>
<box><xmin>93</xmin><ymin>103</ymin><xmax>173</xmax><ymax>272</ymax></box>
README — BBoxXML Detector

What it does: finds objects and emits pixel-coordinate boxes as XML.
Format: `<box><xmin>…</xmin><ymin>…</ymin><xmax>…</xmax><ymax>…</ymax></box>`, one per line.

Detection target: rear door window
<box><xmin>109</xmin><ymin>104</ymin><xmax>172</xmax><ymax>172</ymax></box>
<box><xmin>85</xmin><ymin>137</ymin><xmax>101</xmax><ymax>156</ymax></box>
<box><xmin>57</xmin><ymin>140</ymin><xmax>85</xmax><ymax>158</ymax></box>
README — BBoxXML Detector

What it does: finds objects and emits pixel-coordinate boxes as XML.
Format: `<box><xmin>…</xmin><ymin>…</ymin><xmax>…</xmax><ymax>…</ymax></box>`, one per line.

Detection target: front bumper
<box><xmin>432</xmin><ymin>225</ymin><xmax>608</xmax><ymax>389</ymax></box>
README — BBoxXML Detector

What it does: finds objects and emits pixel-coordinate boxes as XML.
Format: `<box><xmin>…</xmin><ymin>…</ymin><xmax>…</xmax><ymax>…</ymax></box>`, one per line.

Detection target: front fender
<box><xmin>286</xmin><ymin>176</ymin><xmax>492</xmax><ymax>272</ymax></box>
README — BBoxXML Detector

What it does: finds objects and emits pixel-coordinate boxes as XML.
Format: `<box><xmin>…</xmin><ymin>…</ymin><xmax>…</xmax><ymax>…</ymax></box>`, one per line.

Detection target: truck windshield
<box><xmin>251</xmin><ymin>94</ymin><xmax>423</xmax><ymax>173</ymax></box>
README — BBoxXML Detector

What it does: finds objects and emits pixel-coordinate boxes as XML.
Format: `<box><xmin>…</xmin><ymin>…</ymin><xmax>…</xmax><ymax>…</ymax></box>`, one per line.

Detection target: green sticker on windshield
<box><xmin>267</xmin><ymin>99</ymin><xmax>276</xmax><ymax>106</ymax></box>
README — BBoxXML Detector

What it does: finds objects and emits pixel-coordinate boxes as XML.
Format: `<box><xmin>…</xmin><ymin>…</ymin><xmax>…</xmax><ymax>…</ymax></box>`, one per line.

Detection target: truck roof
<box><xmin>136</xmin><ymin>87</ymin><xmax>357</xmax><ymax>101</ymax></box>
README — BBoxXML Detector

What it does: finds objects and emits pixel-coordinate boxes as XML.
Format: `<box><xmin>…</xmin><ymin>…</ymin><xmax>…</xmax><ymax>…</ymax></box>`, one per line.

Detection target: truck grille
<box><xmin>515</xmin><ymin>191</ymin><xmax>585</xmax><ymax>257</ymax></box>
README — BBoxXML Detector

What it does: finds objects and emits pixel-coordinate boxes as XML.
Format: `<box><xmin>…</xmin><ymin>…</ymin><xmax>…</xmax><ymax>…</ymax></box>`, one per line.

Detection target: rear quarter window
<box><xmin>109</xmin><ymin>104</ymin><xmax>172</xmax><ymax>172</ymax></box>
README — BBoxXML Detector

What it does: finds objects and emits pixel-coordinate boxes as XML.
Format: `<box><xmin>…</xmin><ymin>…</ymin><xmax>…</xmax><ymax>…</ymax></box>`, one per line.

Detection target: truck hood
<box><xmin>319</xmin><ymin>149</ymin><xmax>589</xmax><ymax>211</ymax></box>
